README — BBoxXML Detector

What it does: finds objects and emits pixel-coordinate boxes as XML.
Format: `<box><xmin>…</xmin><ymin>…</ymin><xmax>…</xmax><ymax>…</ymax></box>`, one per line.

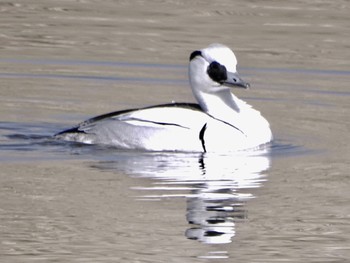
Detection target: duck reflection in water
<box><xmin>185</xmin><ymin>151</ymin><xmax>269</xmax><ymax>244</ymax></box>
<box><xmin>92</xmin><ymin>148</ymin><xmax>270</xmax><ymax>244</ymax></box>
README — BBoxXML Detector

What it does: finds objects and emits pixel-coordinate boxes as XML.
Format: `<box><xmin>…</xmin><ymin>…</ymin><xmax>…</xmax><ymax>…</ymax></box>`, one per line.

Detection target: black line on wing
<box><xmin>55</xmin><ymin>126</ymin><xmax>83</xmax><ymax>135</ymax></box>
<box><xmin>127</xmin><ymin>118</ymin><xmax>189</xmax><ymax>129</ymax></box>
<box><xmin>91</xmin><ymin>103</ymin><xmax>202</xmax><ymax>124</ymax></box>
<box><xmin>81</xmin><ymin>102</ymin><xmax>201</xmax><ymax>125</ymax></box>
<box><xmin>55</xmin><ymin>102</ymin><xmax>202</xmax><ymax>136</ymax></box>
<box><xmin>199</xmin><ymin>123</ymin><xmax>207</xmax><ymax>152</ymax></box>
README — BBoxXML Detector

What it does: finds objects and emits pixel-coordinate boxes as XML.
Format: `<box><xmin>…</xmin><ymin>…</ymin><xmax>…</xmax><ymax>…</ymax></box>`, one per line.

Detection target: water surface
<box><xmin>1</xmin><ymin>1</ymin><xmax>349</xmax><ymax>262</ymax></box>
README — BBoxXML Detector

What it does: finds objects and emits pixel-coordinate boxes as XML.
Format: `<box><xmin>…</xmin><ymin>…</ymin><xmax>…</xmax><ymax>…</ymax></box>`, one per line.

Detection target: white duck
<box><xmin>55</xmin><ymin>44</ymin><xmax>272</xmax><ymax>152</ymax></box>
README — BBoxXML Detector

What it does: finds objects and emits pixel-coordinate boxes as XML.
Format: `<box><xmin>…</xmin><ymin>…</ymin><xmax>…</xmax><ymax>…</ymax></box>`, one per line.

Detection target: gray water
<box><xmin>1</xmin><ymin>1</ymin><xmax>350</xmax><ymax>262</ymax></box>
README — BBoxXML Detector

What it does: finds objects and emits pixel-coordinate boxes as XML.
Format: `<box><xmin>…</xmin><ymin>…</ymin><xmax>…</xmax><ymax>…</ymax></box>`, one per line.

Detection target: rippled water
<box><xmin>0</xmin><ymin>120</ymin><xmax>298</xmax><ymax>250</ymax></box>
<box><xmin>1</xmin><ymin>0</ymin><xmax>350</xmax><ymax>262</ymax></box>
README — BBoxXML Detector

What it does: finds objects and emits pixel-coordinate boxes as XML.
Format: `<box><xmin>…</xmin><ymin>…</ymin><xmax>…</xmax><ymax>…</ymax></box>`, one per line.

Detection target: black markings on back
<box><xmin>207</xmin><ymin>61</ymin><xmax>227</xmax><ymax>84</ymax></box>
<box><xmin>199</xmin><ymin>123</ymin><xmax>207</xmax><ymax>152</ymax></box>
<box><xmin>189</xmin><ymin>50</ymin><xmax>202</xmax><ymax>61</ymax></box>
<box><xmin>55</xmin><ymin>103</ymin><xmax>203</xmax><ymax>136</ymax></box>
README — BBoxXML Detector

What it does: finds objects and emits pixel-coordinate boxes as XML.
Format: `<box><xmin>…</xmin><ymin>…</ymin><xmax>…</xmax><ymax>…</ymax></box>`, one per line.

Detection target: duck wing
<box><xmin>55</xmin><ymin>103</ymin><xmax>210</xmax><ymax>152</ymax></box>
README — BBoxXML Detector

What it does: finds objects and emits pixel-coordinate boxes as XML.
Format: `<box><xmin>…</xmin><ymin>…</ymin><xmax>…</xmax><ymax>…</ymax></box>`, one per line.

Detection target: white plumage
<box><xmin>55</xmin><ymin>44</ymin><xmax>272</xmax><ymax>152</ymax></box>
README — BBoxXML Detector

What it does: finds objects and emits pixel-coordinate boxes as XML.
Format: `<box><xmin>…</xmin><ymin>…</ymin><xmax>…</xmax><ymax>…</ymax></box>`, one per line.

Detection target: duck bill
<box><xmin>224</xmin><ymin>71</ymin><xmax>250</xmax><ymax>89</ymax></box>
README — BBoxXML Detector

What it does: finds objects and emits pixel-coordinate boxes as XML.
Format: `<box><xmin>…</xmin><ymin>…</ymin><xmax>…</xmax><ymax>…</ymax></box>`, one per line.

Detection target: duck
<box><xmin>55</xmin><ymin>44</ymin><xmax>272</xmax><ymax>152</ymax></box>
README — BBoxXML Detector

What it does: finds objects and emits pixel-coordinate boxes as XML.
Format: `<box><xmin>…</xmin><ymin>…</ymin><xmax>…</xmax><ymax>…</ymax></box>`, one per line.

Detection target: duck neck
<box><xmin>193</xmin><ymin>86</ymin><xmax>244</xmax><ymax>125</ymax></box>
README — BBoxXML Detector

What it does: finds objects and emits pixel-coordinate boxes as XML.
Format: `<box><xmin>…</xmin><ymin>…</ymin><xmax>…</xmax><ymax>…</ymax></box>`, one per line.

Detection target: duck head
<box><xmin>188</xmin><ymin>43</ymin><xmax>249</xmax><ymax>113</ymax></box>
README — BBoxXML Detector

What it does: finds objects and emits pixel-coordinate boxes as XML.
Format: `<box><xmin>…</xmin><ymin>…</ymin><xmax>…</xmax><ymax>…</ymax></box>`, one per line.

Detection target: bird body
<box><xmin>55</xmin><ymin>44</ymin><xmax>272</xmax><ymax>152</ymax></box>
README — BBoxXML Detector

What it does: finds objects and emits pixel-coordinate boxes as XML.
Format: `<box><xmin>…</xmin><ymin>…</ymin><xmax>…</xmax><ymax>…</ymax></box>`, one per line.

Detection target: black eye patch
<box><xmin>207</xmin><ymin>61</ymin><xmax>227</xmax><ymax>84</ymax></box>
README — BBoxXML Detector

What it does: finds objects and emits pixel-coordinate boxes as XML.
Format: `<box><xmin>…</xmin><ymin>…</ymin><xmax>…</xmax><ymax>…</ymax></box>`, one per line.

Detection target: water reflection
<box><xmin>93</xmin><ymin>149</ymin><xmax>270</xmax><ymax>244</ymax></box>
<box><xmin>0</xmin><ymin>121</ymin><xmax>271</xmax><ymax>245</ymax></box>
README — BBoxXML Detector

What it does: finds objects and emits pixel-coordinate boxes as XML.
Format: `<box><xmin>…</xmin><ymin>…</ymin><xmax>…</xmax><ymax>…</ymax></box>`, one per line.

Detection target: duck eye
<box><xmin>207</xmin><ymin>61</ymin><xmax>227</xmax><ymax>84</ymax></box>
